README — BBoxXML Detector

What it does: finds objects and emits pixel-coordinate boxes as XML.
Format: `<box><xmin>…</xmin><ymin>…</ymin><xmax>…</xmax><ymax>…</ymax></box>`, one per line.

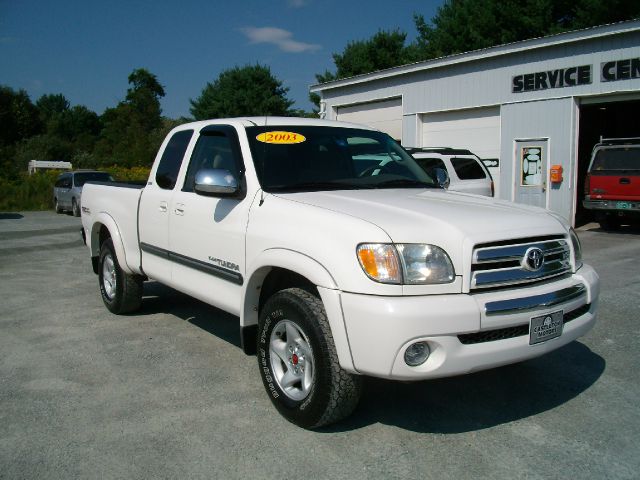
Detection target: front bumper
<box><xmin>336</xmin><ymin>264</ymin><xmax>599</xmax><ymax>380</ymax></box>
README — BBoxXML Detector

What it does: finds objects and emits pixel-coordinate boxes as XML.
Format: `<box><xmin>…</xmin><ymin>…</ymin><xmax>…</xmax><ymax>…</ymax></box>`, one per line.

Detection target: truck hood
<box><xmin>277</xmin><ymin>189</ymin><xmax>567</xmax><ymax>272</ymax></box>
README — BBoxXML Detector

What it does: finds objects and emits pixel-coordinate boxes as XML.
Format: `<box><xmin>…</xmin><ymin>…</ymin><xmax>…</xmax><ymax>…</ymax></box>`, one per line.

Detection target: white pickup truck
<box><xmin>81</xmin><ymin>117</ymin><xmax>599</xmax><ymax>428</ymax></box>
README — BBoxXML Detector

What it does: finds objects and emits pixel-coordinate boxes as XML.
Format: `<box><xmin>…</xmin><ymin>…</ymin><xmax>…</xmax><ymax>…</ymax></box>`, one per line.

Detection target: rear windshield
<box><xmin>591</xmin><ymin>148</ymin><xmax>640</xmax><ymax>171</ymax></box>
<box><xmin>451</xmin><ymin>157</ymin><xmax>486</xmax><ymax>180</ymax></box>
<box><xmin>246</xmin><ymin>126</ymin><xmax>436</xmax><ymax>192</ymax></box>
<box><xmin>74</xmin><ymin>172</ymin><xmax>114</xmax><ymax>186</ymax></box>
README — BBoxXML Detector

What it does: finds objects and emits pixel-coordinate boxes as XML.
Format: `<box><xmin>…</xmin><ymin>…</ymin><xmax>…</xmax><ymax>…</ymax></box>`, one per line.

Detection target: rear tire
<box><xmin>98</xmin><ymin>238</ymin><xmax>143</xmax><ymax>314</ymax></box>
<box><xmin>257</xmin><ymin>288</ymin><xmax>362</xmax><ymax>429</ymax></box>
<box><xmin>72</xmin><ymin>198</ymin><xmax>81</xmax><ymax>217</ymax></box>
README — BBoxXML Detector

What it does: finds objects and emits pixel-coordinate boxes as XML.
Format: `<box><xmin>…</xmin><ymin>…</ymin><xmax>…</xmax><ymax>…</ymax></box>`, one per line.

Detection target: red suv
<box><xmin>583</xmin><ymin>137</ymin><xmax>640</xmax><ymax>230</ymax></box>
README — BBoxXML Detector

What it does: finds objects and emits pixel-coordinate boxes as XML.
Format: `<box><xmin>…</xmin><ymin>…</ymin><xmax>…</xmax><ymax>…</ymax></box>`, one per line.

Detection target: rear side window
<box><xmin>451</xmin><ymin>157</ymin><xmax>486</xmax><ymax>180</ymax></box>
<box><xmin>591</xmin><ymin>148</ymin><xmax>639</xmax><ymax>171</ymax></box>
<box><xmin>155</xmin><ymin>130</ymin><xmax>193</xmax><ymax>189</ymax></box>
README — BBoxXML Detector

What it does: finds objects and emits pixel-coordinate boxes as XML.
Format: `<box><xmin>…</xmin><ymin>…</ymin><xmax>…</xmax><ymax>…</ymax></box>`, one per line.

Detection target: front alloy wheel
<box><xmin>269</xmin><ymin>319</ymin><xmax>315</xmax><ymax>402</ymax></box>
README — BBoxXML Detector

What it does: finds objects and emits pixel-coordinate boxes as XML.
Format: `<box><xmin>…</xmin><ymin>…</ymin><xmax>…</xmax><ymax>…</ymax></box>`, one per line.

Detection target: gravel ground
<box><xmin>1</xmin><ymin>211</ymin><xmax>639</xmax><ymax>479</ymax></box>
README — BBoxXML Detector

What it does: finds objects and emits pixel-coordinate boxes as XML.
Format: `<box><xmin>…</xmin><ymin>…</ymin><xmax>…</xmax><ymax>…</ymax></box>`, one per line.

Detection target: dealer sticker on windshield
<box><xmin>256</xmin><ymin>131</ymin><xmax>306</xmax><ymax>144</ymax></box>
<box><xmin>529</xmin><ymin>310</ymin><xmax>563</xmax><ymax>345</ymax></box>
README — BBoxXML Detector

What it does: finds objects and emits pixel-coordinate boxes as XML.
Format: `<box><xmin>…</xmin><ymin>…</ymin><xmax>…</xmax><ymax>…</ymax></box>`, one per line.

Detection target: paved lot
<box><xmin>1</xmin><ymin>211</ymin><xmax>639</xmax><ymax>479</ymax></box>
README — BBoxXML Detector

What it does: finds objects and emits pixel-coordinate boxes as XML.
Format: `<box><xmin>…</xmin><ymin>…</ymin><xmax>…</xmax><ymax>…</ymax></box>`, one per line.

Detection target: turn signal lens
<box><xmin>356</xmin><ymin>244</ymin><xmax>401</xmax><ymax>284</ymax></box>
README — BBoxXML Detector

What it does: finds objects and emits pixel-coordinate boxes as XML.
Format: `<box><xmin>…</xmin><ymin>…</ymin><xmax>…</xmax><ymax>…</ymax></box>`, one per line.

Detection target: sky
<box><xmin>0</xmin><ymin>0</ymin><xmax>442</xmax><ymax>119</ymax></box>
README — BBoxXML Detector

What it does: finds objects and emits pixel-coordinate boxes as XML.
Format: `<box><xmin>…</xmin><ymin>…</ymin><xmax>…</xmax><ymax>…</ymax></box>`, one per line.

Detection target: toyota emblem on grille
<box><xmin>522</xmin><ymin>247</ymin><xmax>544</xmax><ymax>271</ymax></box>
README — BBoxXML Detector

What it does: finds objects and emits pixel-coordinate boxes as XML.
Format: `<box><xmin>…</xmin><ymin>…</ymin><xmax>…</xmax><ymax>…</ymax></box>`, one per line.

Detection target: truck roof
<box><xmin>170</xmin><ymin>117</ymin><xmax>379</xmax><ymax>133</ymax></box>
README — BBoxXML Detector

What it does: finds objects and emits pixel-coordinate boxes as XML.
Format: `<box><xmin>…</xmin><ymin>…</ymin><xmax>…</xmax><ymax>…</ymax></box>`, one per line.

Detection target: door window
<box><xmin>155</xmin><ymin>130</ymin><xmax>193</xmax><ymax>190</ymax></box>
<box><xmin>183</xmin><ymin>129</ymin><xmax>243</xmax><ymax>192</ymax></box>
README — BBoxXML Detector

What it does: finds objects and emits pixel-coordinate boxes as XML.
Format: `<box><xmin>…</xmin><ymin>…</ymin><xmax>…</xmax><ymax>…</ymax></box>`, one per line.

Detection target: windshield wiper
<box><xmin>267</xmin><ymin>181</ymin><xmax>360</xmax><ymax>192</ymax></box>
<box><xmin>371</xmin><ymin>179</ymin><xmax>437</xmax><ymax>189</ymax></box>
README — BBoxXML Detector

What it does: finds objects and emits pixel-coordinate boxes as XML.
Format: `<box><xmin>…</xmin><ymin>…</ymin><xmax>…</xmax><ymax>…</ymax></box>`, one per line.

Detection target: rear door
<box><xmin>448</xmin><ymin>156</ymin><xmax>492</xmax><ymax>196</ymax></box>
<box><xmin>59</xmin><ymin>174</ymin><xmax>73</xmax><ymax>208</ymax></box>
<box><xmin>138</xmin><ymin>129</ymin><xmax>194</xmax><ymax>284</ymax></box>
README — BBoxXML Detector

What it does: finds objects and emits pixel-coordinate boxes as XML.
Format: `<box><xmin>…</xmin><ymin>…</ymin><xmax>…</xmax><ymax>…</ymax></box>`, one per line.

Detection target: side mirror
<box><xmin>433</xmin><ymin>167</ymin><xmax>450</xmax><ymax>189</ymax></box>
<box><xmin>194</xmin><ymin>168</ymin><xmax>239</xmax><ymax>196</ymax></box>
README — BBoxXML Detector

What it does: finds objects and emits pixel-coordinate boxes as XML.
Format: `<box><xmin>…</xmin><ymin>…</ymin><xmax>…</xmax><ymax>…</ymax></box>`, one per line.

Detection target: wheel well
<box><xmin>259</xmin><ymin>268</ymin><xmax>318</xmax><ymax>315</ymax></box>
<box><xmin>90</xmin><ymin>224</ymin><xmax>112</xmax><ymax>274</ymax></box>
<box><xmin>241</xmin><ymin>268</ymin><xmax>318</xmax><ymax>356</ymax></box>
<box><xmin>98</xmin><ymin>224</ymin><xmax>111</xmax><ymax>247</ymax></box>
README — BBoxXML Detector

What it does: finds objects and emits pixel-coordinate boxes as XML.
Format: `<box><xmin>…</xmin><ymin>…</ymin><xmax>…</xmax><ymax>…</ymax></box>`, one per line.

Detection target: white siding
<box><xmin>421</xmin><ymin>107</ymin><xmax>501</xmax><ymax>160</ymax></box>
<box><xmin>336</xmin><ymin>98</ymin><xmax>402</xmax><ymax>140</ymax></box>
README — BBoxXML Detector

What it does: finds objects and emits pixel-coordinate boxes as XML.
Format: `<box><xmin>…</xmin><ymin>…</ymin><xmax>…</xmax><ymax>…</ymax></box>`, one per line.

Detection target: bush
<box><xmin>0</xmin><ymin>166</ymin><xmax>152</xmax><ymax>212</ymax></box>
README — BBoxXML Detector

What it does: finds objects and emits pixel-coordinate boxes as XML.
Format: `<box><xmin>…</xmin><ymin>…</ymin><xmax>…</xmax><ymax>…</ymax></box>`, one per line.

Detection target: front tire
<box><xmin>98</xmin><ymin>238</ymin><xmax>143</xmax><ymax>314</ymax></box>
<box><xmin>257</xmin><ymin>288</ymin><xmax>362</xmax><ymax>429</ymax></box>
<box><xmin>72</xmin><ymin>198</ymin><xmax>81</xmax><ymax>217</ymax></box>
<box><xmin>54</xmin><ymin>198</ymin><xmax>62</xmax><ymax>214</ymax></box>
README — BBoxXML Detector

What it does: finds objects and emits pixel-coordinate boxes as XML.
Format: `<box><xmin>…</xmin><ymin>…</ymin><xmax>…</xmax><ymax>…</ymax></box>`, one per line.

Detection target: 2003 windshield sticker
<box><xmin>256</xmin><ymin>131</ymin><xmax>306</xmax><ymax>144</ymax></box>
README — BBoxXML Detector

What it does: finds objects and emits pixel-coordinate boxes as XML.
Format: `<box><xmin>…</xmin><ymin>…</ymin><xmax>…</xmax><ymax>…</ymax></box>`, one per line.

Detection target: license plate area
<box><xmin>529</xmin><ymin>310</ymin><xmax>563</xmax><ymax>345</ymax></box>
<box><xmin>616</xmin><ymin>201</ymin><xmax>631</xmax><ymax>209</ymax></box>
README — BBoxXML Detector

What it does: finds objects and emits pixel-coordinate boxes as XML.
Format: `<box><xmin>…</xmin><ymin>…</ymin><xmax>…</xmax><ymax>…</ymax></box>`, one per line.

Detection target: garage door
<box><xmin>337</xmin><ymin>98</ymin><xmax>402</xmax><ymax>140</ymax></box>
<box><xmin>422</xmin><ymin>107</ymin><xmax>500</xmax><ymax>161</ymax></box>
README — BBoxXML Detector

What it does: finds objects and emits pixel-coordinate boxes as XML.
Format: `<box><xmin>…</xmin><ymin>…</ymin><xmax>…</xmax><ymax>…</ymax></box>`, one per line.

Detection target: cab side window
<box><xmin>183</xmin><ymin>129</ymin><xmax>243</xmax><ymax>192</ymax></box>
<box><xmin>415</xmin><ymin>157</ymin><xmax>446</xmax><ymax>178</ymax></box>
<box><xmin>155</xmin><ymin>130</ymin><xmax>193</xmax><ymax>190</ymax></box>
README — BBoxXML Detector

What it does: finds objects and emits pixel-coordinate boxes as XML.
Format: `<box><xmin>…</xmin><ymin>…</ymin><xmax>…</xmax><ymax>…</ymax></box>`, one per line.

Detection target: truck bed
<box><xmin>81</xmin><ymin>182</ymin><xmax>145</xmax><ymax>275</ymax></box>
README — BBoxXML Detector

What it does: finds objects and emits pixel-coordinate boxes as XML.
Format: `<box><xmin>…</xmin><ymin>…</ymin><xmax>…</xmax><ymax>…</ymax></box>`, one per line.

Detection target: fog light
<box><xmin>404</xmin><ymin>341</ymin><xmax>430</xmax><ymax>366</ymax></box>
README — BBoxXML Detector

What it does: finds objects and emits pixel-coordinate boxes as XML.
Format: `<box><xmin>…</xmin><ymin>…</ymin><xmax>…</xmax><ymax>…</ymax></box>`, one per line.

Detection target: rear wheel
<box><xmin>98</xmin><ymin>238</ymin><xmax>143</xmax><ymax>314</ymax></box>
<box><xmin>257</xmin><ymin>288</ymin><xmax>362</xmax><ymax>429</ymax></box>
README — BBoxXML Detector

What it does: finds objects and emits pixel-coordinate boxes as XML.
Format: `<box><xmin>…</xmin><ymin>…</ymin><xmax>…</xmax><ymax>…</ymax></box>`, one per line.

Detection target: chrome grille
<box><xmin>471</xmin><ymin>236</ymin><xmax>571</xmax><ymax>290</ymax></box>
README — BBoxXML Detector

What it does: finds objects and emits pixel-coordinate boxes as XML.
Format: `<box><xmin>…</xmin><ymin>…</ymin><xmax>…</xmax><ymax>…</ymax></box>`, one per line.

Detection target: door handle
<box><xmin>159</xmin><ymin>201</ymin><xmax>168</xmax><ymax>213</ymax></box>
<box><xmin>620</xmin><ymin>178</ymin><xmax>631</xmax><ymax>185</ymax></box>
<box><xmin>174</xmin><ymin>203</ymin><xmax>185</xmax><ymax>216</ymax></box>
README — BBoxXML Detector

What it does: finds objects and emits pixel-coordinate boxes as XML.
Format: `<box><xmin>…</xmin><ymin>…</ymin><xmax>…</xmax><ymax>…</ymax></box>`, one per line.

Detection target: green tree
<box><xmin>413</xmin><ymin>0</ymin><xmax>640</xmax><ymax>60</ymax></box>
<box><xmin>309</xmin><ymin>30</ymin><xmax>415</xmax><ymax>110</ymax></box>
<box><xmin>0</xmin><ymin>86</ymin><xmax>41</xmax><ymax>146</ymax></box>
<box><xmin>190</xmin><ymin>64</ymin><xmax>294</xmax><ymax>119</ymax></box>
<box><xmin>95</xmin><ymin>68</ymin><xmax>167</xmax><ymax>166</ymax></box>
<box><xmin>36</xmin><ymin>93</ymin><xmax>70</xmax><ymax>124</ymax></box>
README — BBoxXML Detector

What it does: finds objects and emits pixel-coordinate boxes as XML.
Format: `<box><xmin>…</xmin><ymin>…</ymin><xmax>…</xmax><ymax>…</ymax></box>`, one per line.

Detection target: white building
<box><xmin>311</xmin><ymin>20</ymin><xmax>640</xmax><ymax>225</ymax></box>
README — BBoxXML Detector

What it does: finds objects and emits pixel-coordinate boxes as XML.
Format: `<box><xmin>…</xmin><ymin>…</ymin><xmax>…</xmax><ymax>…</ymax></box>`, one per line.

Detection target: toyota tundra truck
<box><xmin>81</xmin><ymin>117</ymin><xmax>599</xmax><ymax>428</ymax></box>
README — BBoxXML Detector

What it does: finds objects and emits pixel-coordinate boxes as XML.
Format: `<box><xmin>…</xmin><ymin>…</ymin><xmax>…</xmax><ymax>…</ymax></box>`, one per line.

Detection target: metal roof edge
<box><xmin>310</xmin><ymin>19</ymin><xmax>640</xmax><ymax>93</ymax></box>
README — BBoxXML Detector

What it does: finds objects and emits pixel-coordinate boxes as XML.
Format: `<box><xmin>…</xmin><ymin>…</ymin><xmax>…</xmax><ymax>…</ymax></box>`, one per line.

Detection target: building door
<box><xmin>336</xmin><ymin>98</ymin><xmax>402</xmax><ymax>141</ymax></box>
<box><xmin>422</xmin><ymin>107</ymin><xmax>501</xmax><ymax>195</ymax></box>
<box><xmin>515</xmin><ymin>139</ymin><xmax>548</xmax><ymax>208</ymax></box>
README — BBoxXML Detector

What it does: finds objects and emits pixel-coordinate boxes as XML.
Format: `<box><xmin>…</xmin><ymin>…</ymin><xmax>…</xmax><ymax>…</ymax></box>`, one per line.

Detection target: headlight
<box><xmin>357</xmin><ymin>243</ymin><xmax>455</xmax><ymax>284</ymax></box>
<box><xmin>569</xmin><ymin>228</ymin><xmax>583</xmax><ymax>270</ymax></box>
<box><xmin>356</xmin><ymin>244</ymin><xmax>402</xmax><ymax>284</ymax></box>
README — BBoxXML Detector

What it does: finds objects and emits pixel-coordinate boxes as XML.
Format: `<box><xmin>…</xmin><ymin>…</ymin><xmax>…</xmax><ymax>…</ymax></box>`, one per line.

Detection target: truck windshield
<box><xmin>246</xmin><ymin>126</ymin><xmax>437</xmax><ymax>192</ymax></box>
<box><xmin>591</xmin><ymin>148</ymin><xmax>640</xmax><ymax>172</ymax></box>
<box><xmin>75</xmin><ymin>172</ymin><xmax>114</xmax><ymax>186</ymax></box>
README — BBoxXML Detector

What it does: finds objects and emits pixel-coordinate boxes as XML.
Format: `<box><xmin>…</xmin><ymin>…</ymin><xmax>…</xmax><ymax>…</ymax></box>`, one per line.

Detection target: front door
<box><xmin>168</xmin><ymin>126</ymin><xmax>249</xmax><ymax>316</ymax></box>
<box><xmin>515</xmin><ymin>139</ymin><xmax>548</xmax><ymax>208</ymax></box>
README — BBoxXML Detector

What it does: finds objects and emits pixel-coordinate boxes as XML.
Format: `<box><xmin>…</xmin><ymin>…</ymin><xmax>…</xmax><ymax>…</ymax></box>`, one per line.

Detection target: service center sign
<box><xmin>512</xmin><ymin>57</ymin><xmax>640</xmax><ymax>93</ymax></box>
